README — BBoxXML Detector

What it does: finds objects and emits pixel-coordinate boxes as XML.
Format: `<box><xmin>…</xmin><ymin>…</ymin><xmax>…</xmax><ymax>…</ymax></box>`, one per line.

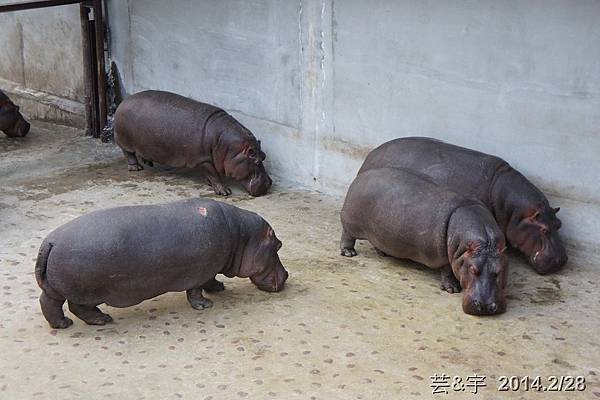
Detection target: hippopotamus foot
<box><xmin>39</xmin><ymin>292</ymin><xmax>73</xmax><ymax>329</ymax></box>
<box><xmin>123</xmin><ymin>150</ymin><xmax>143</xmax><ymax>171</ymax></box>
<box><xmin>340</xmin><ymin>229</ymin><xmax>357</xmax><ymax>257</ymax></box>
<box><xmin>375</xmin><ymin>247</ymin><xmax>388</xmax><ymax>257</ymax></box>
<box><xmin>68</xmin><ymin>301</ymin><xmax>113</xmax><ymax>325</ymax></box>
<box><xmin>202</xmin><ymin>277</ymin><xmax>225</xmax><ymax>293</ymax></box>
<box><xmin>211</xmin><ymin>183</ymin><xmax>232</xmax><ymax>196</ymax></box>
<box><xmin>207</xmin><ymin>178</ymin><xmax>232</xmax><ymax>196</ymax></box>
<box><xmin>440</xmin><ymin>265</ymin><xmax>461</xmax><ymax>293</ymax></box>
<box><xmin>200</xmin><ymin>164</ymin><xmax>232</xmax><ymax>196</ymax></box>
<box><xmin>186</xmin><ymin>288</ymin><xmax>213</xmax><ymax>310</ymax></box>
<box><xmin>141</xmin><ymin>158</ymin><xmax>154</xmax><ymax>167</ymax></box>
<box><xmin>341</xmin><ymin>247</ymin><xmax>357</xmax><ymax>257</ymax></box>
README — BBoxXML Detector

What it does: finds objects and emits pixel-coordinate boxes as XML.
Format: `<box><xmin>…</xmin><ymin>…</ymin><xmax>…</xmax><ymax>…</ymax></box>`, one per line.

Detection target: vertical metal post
<box><xmin>79</xmin><ymin>3</ymin><xmax>94</xmax><ymax>136</ymax></box>
<box><xmin>93</xmin><ymin>0</ymin><xmax>107</xmax><ymax>133</ymax></box>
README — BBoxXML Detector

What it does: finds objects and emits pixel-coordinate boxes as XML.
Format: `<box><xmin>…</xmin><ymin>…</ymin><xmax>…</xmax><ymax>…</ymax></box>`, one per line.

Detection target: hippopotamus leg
<box><xmin>68</xmin><ymin>302</ymin><xmax>113</xmax><ymax>325</ymax></box>
<box><xmin>340</xmin><ymin>229</ymin><xmax>358</xmax><ymax>257</ymax></box>
<box><xmin>39</xmin><ymin>292</ymin><xmax>73</xmax><ymax>329</ymax></box>
<box><xmin>375</xmin><ymin>247</ymin><xmax>388</xmax><ymax>257</ymax></box>
<box><xmin>440</xmin><ymin>265</ymin><xmax>461</xmax><ymax>294</ymax></box>
<box><xmin>200</xmin><ymin>163</ymin><xmax>232</xmax><ymax>196</ymax></box>
<box><xmin>123</xmin><ymin>149</ymin><xmax>143</xmax><ymax>171</ymax></box>
<box><xmin>141</xmin><ymin>158</ymin><xmax>154</xmax><ymax>167</ymax></box>
<box><xmin>201</xmin><ymin>277</ymin><xmax>225</xmax><ymax>293</ymax></box>
<box><xmin>186</xmin><ymin>287</ymin><xmax>213</xmax><ymax>310</ymax></box>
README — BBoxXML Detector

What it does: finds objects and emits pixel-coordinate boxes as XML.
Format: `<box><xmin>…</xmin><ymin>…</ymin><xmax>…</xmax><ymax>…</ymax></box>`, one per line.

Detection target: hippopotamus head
<box><xmin>0</xmin><ymin>94</ymin><xmax>31</xmax><ymax>137</ymax></box>
<box><xmin>452</xmin><ymin>240</ymin><xmax>508</xmax><ymax>316</ymax></box>
<box><xmin>508</xmin><ymin>204</ymin><xmax>567</xmax><ymax>275</ymax></box>
<box><xmin>238</xmin><ymin>225</ymin><xmax>288</xmax><ymax>292</ymax></box>
<box><xmin>219</xmin><ymin>131</ymin><xmax>272</xmax><ymax>196</ymax></box>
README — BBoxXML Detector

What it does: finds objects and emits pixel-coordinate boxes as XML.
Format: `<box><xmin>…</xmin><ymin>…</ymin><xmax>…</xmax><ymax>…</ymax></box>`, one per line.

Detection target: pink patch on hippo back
<box><xmin>197</xmin><ymin>207</ymin><xmax>208</xmax><ymax>217</ymax></box>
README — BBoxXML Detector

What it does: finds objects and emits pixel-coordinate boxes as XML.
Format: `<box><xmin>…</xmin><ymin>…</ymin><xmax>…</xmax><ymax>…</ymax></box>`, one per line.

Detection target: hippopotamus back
<box><xmin>45</xmin><ymin>198</ymin><xmax>235</xmax><ymax>307</ymax></box>
<box><xmin>358</xmin><ymin>137</ymin><xmax>567</xmax><ymax>274</ymax></box>
<box><xmin>340</xmin><ymin>167</ymin><xmax>509</xmax><ymax>315</ymax></box>
<box><xmin>115</xmin><ymin>91</ymin><xmax>225</xmax><ymax>168</ymax></box>
<box><xmin>341</xmin><ymin>167</ymin><xmax>479</xmax><ymax>268</ymax></box>
<box><xmin>114</xmin><ymin>90</ymin><xmax>272</xmax><ymax>196</ymax></box>
<box><xmin>35</xmin><ymin>197</ymin><xmax>288</xmax><ymax>329</ymax></box>
<box><xmin>359</xmin><ymin>137</ymin><xmax>507</xmax><ymax>208</ymax></box>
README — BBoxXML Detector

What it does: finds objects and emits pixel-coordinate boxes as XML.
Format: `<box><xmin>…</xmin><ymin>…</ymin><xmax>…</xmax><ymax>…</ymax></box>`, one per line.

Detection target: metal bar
<box><xmin>0</xmin><ymin>0</ymin><xmax>82</xmax><ymax>13</ymax></box>
<box><xmin>93</xmin><ymin>0</ymin><xmax>107</xmax><ymax>133</ymax></box>
<box><xmin>79</xmin><ymin>4</ymin><xmax>94</xmax><ymax>136</ymax></box>
<box><xmin>88</xmin><ymin>11</ymin><xmax>100</xmax><ymax>137</ymax></box>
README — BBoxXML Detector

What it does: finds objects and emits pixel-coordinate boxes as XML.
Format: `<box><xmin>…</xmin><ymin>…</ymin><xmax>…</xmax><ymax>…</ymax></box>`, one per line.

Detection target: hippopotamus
<box><xmin>114</xmin><ymin>90</ymin><xmax>272</xmax><ymax>196</ymax></box>
<box><xmin>35</xmin><ymin>198</ymin><xmax>288</xmax><ymax>329</ymax></box>
<box><xmin>0</xmin><ymin>89</ymin><xmax>30</xmax><ymax>137</ymax></box>
<box><xmin>359</xmin><ymin>137</ymin><xmax>567</xmax><ymax>275</ymax></box>
<box><xmin>340</xmin><ymin>167</ymin><xmax>508</xmax><ymax>315</ymax></box>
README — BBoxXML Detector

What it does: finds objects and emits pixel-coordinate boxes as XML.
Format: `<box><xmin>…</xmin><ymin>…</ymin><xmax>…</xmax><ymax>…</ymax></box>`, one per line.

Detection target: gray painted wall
<box><xmin>1</xmin><ymin>1</ymin><xmax>596</xmax><ymax>259</ymax></box>
<box><xmin>108</xmin><ymin>0</ymin><xmax>600</xmax><ymax>259</ymax></box>
<box><xmin>0</xmin><ymin>3</ymin><xmax>85</xmax><ymax>126</ymax></box>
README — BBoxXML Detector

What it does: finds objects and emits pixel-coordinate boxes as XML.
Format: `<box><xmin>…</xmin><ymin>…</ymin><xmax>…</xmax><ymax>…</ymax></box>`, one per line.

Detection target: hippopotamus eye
<box><xmin>540</xmin><ymin>227</ymin><xmax>549</xmax><ymax>235</ymax></box>
<box><xmin>247</xmin><ymin>148</ymin><xmax>256</xmax><ymax>157</ymax></box>
<box><xmin>469</xmin><ymin>265</ymin><xmax>480</xmax><ymax>276</ymax></box>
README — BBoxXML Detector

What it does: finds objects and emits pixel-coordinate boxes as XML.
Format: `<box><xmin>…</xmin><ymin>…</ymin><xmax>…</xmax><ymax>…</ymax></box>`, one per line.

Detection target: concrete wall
<box><xmin>0</xmin><ymin>2</ymin><xmax>85</xmax><ymax>127</ymax></box>
<box><xmin>106</xmin><ymin>0</ymin><xmax>600</xmax><ymax>259</ymax></box>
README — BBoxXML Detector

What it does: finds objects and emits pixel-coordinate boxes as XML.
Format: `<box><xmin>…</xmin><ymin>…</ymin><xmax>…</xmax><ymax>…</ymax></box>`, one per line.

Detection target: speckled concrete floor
<box><xmin>1</xmin><ymin>123</ymin><xmax>599</xmax><ymax>400</ymax></box>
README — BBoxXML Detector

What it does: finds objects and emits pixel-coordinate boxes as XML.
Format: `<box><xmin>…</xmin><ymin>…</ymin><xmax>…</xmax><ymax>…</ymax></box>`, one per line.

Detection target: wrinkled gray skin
<box><xmin>114</xmin><ymin>90</ymin><xmax>272</xmax><ymax>196</ymax></box>
<box><xmin>341</xmin><ymin>168</ymin><xmax>508</xmax><ymax>315</ymax></box>
<box><xmin>359</xmin><ymin>137</ymin><xmax>567</xmax><ymax>275</ymax></box>
<box><xmin>0</xmin><ymin>89</ymin><xmax>30</xmax><ymax>137</ymax></box>
<box><xmin>35</xmin><ymin>198</ymin><xmax>288</xmax><ymax>329</ymax></box>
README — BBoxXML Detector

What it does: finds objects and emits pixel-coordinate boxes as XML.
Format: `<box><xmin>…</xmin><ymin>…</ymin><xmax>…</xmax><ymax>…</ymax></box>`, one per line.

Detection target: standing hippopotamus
<box><xmin>341</xmin><ymin>167</ymin><xmax>508</xmax><ymax>315</ymax></box>
<box><xmin>35</xmin><ymin>198</ymin><xmax>288</xmax><ymax>329</ymax></box>
<box><xmin>359</xmin><ymin>137</ymin><xmax>567</xmax><ymax>275</ymax></box>
<box><xmin>0</xmin><ymin>89</ymin><xmax>31</xmax><ymax>137</ymax></box>
<box><xmin>114</xmin><ymin>90</ymin><xmax>272</xmax><ymax>196</ymax></box>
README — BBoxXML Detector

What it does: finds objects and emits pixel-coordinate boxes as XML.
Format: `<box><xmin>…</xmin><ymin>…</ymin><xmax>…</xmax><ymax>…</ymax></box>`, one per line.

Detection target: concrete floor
<box><xmin>1</xmin><ymin>123</ymin><xmax>599</xmax><ymax>400</ymax></box>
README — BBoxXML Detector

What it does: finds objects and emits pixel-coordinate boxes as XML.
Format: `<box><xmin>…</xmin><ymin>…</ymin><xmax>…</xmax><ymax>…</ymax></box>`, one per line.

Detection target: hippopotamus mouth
<box><xmin>250</xmin><ymin>262</ymin><xmax>288</xmax><ymax>292</ymax></box>
<box><xmin>462</xmin><ymin>295</ymin><xmax>506</xmax><ymax>316</ymax></box>
<box><xmin>527</xmin><ymin>240</ymin><xmax>568</xmax><ymax>275</ymax></box>
<box><xmin>243</xmin><ymin>167</ymin><xmax>273</xmax><ymax>197</ymax></box>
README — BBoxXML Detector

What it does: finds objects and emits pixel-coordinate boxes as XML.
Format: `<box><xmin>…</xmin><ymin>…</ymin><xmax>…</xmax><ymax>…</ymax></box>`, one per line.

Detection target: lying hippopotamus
<box><xmin>341</xmin><ymin>167</ymin><xmax>508</xmax><ymax>315</ymax></box>
<box><xmin>359</xmin><ymin>137</ymin><xmax>567</xmax><ymax>275</ymax></box>
<box><xmin>35</xmin><ymin>198</ymin><xmax>288</xmax><ymax>329</ymax></box>
<box><xmin>114</xmin><ymin>90</ymin><xmax>272</xmax><ymax>196</ymax></box>
<box><xmin>0</xmin><ymin>89</ymin><xmax>30</xmax><ymax>137</ymax></box>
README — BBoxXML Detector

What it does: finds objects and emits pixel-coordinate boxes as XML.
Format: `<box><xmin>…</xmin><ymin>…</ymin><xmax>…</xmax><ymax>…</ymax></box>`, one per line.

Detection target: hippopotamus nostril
<box><xmin>487</xmin><ymin>302</ymin><xmax>498</xmax><ymax>314</ymax></box>
<box><xmin>473</xmin><ymin>300</ymin><xmax>483</xmax><ymax>313</ymax></box>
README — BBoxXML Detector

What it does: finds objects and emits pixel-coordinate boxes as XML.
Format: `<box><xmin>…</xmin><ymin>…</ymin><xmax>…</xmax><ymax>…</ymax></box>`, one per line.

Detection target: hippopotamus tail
<box><xmin>35</xmin><ymin>240</ymin><xmax>54</xmax><ymax>293</ymax></box>
<box><xmin>35</xmin><ymin>240</ymin><xmax>74</xmax><ymax>329</ymax></box>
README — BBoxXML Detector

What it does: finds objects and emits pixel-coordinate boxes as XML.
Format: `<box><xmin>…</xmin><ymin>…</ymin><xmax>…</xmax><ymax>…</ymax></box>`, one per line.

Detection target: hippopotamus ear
<box><xmin>554</xmin><ymin>207</ymin><xmax>560</xmax><ymax>214</ymax></box>
<box><xmin>257</xmin><ymin>140</ymin><xmax>266</xmax><ymax>161</ymax></box>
